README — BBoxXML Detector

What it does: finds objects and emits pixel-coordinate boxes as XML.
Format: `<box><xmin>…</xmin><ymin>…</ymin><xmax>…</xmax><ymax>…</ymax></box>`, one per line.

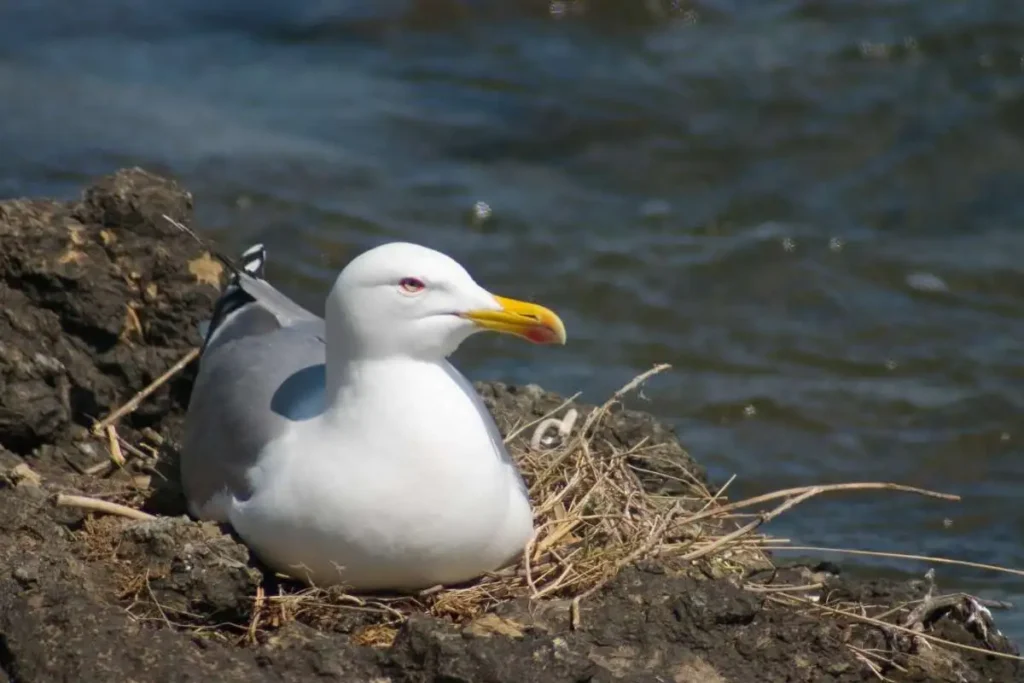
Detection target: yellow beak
<box><xmin>461</xmin><ymin>295</ymin><xmax>567</xmax><ymax>345</ymax></box>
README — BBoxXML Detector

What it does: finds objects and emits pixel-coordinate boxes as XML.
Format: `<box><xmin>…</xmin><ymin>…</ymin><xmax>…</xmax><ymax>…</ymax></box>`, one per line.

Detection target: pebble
<box><xmin>13</xmin><ymin>565</ymin><xmax>37</xmax><ymax>585</ymax></box>
<box><xmin>640</xmin><ymin>199</ymin><xmax>672</xmax><ymax>219</ymax></box>
<box><xmin>471</xmin><ymin>201</ymin><xmax>492</xmax><ymax>224</ymax></box>
<box><xmin>906</xmin><ymin>271</ymin><xmax>949</xmax><ymax>293</ymax></box>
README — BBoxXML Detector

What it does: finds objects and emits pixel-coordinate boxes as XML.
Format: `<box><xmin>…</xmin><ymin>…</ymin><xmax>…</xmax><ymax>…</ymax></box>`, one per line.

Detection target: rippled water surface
<box><xmin>2</xmin><ymin>0</ymin><xmax>1024</xmax><ymax>638</ymax></box>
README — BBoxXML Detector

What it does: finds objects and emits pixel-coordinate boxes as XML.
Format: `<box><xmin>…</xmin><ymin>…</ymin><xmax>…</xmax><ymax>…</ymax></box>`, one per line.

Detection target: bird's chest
<box><xmin>277</xmin><ymin>384</ymin><xmax>509</xmax><ymax>520</ymax></box>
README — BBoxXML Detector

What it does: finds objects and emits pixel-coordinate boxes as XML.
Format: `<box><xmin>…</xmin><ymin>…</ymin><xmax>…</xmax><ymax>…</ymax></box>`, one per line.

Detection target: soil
<box><xmin>0</xmin><ymin>168</ymin><xmax>1021</xmax><ymax>683</ymax></box>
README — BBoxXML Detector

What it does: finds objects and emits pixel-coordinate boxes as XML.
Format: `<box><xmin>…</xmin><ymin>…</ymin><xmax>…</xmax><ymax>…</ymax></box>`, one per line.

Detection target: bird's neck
<box><xmin>323</xmin><ymin>303</ymin><xmax>428</xmax><ymax>391</ymax></box>
<box><xmin>321</xmin><ymin>354</ymin><xmax>499</xmax><ymax>467</ymax></box>
<box><xmin>324</xmin><ymin>352</ymin><xmax>449</xmax><ymax>415</ymax></box>
<box><xmin>322</xmin><ymin>307</ymin><xmax>467</xmax><ymax>421</ymax></box>
<box><xmin>323</xmin><ymin>305</ymin><xmax>376</xmax><ymax>401</ymax></box>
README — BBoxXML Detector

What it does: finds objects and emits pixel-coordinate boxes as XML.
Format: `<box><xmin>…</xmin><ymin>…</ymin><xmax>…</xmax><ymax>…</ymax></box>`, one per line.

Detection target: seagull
<box><xmin>180</xmin><ymin>241</ymin><xmax>566</xmax><ymax>591</ymax></box>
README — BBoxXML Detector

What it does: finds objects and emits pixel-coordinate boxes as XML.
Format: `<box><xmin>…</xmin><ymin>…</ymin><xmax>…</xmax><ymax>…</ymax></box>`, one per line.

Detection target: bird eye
<box><xmin>399</xmin><ymin>277</ymin><xmax>426</xmax><ymax>294</ymax></box>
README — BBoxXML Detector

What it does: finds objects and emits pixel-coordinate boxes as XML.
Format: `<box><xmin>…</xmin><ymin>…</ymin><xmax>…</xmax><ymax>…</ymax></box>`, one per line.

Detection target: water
<box><xmin>2</xmin><ymin>0</ymin><xmax>1023</xmax><ymax>638</ymax></box>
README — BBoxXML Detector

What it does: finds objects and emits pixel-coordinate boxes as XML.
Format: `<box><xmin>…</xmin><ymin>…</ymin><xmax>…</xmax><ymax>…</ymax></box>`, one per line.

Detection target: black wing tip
<box><xmin>202</xmin><ymin>243</ymin><xmax>269</xmax><ymax>349</ymax></box>
<box><xmin>240</xmin><ymin>243</ymin><xmax>267</xmax><ymax>278</ymax></box>
<box><xmin>213</xmin><ymin>242</ymin><xmax>268</xmax><ymax>283</ymax></box>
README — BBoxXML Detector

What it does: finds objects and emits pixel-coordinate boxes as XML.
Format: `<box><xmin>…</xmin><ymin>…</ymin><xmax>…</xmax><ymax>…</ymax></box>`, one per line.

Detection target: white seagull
<box><xmin>180</xmin><ymin>242</ymin><xmax>566</xmax><ymax>591</ymax></box>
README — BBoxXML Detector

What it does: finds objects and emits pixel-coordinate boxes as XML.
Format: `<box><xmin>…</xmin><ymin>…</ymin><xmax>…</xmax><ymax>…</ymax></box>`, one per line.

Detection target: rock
<box><xmin>0</xmin><ymin>169</ymin><xmax>1019</xmax><ymax>683</ymax></box>
<box><xmin>4</xmin><ymin>462</ymin><xmax>41</xmax><ymax>487</ymax></box>
<box><xmin>0</xmin><ymin>167</ymin><xmax>217</xmax><ymax>476</ymax></box>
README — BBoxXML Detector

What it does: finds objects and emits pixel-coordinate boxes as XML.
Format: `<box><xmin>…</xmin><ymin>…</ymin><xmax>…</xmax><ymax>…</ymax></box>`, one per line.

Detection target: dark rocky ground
<box><xmin>0</xmin><ymin>169</ymin><xmax>1021</xmax><ymax>682</ymax></box>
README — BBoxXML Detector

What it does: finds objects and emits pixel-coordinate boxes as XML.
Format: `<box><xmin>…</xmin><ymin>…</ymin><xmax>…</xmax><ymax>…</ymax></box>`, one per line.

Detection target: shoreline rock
<box><xmin>0</xmin><ymin>169</ymin><xmax>1019</xmax><ymax>682</ymax></box>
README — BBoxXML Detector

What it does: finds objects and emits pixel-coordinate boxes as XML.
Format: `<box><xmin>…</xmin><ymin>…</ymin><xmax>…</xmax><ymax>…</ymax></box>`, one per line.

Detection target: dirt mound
<box><xmin>0</xmin><ymin>169</ymin><xmax>1020</xmax><ymax>683</ymax></box>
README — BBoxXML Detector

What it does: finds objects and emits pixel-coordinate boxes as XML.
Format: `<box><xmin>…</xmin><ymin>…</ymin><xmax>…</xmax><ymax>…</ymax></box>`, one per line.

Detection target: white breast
<box><xmin>226</xmin><ymin>358</ymin><xmax>534</xmax><ymax>590</ymax></box>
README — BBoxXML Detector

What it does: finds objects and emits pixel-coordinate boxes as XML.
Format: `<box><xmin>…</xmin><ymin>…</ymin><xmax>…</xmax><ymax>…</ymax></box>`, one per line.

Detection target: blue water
<box><xmin>2</xmin><ymin>0</ymin><xmax>1023</xmax><ymax>640</ymax></box>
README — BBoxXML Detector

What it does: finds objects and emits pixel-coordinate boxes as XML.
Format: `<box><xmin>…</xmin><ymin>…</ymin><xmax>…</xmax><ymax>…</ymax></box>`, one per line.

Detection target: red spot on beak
<box><xmin>525</xmin><ymin>326</ymin><xmax>557</xmax><ymax>344</ymax></box>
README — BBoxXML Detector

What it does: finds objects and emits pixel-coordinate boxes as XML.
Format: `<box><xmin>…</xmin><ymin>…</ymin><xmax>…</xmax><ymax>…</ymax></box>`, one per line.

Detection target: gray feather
<box><xmin>182</xmin><ymin>321</ymin><xmax>327</xmax><ymax>520</ymax></box>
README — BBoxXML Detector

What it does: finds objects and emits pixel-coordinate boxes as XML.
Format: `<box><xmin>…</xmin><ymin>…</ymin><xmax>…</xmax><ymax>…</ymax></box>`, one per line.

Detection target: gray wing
<box><xmin>182</xmin><ymin>245</ymin><xmax>329</xmax><ymax>521</ymax></box>
<box><xmin>181</xmin><ymin>320</ymin><xmax>327</xmax><ymax>521</ymax></box>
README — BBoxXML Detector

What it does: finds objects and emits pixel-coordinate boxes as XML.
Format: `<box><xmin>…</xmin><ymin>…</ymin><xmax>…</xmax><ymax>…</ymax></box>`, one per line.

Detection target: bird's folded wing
<box><xmin>181</xmin><ymin>322</ymin><xmax>328</xmax><ymax>521</ymax></box>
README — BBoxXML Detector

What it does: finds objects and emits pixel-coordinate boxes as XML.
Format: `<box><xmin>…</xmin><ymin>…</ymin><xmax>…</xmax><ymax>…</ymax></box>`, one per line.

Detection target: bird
<box><xmin>180</xmin><ymin>241</ymin><xmax>566</xmax><ymax>592</ymax></box>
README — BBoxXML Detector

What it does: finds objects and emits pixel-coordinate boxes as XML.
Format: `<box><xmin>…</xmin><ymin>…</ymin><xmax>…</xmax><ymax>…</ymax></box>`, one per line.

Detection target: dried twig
<box><xmin>744</xmin><ymin>582</ymin><xmax>824</xmax><ymax>594</ymax></box>
<box><xmin>674</xmin><ymin>482</ymin><xmax>959</xmax><ymax>532</ymax></box>
<box><xmin>756</xmin><ymin>545</ymin><xmax>1024</xmax><ymax>579</ymax></box>
<box><xmin>682</xmin><ymin>488</ymin><xmax>820</xmax><ymax>561</ymax></box>
<box><xmin>107</xmin><ymin>424</ymin><xmax>126</xmax><ymax>466</ymax></box>
<box><xmin>577</xmin><ymin>363</ymin><xmax>670</xmax><ymax>438</ymax></box>
<box><xmin>83</xmin><ymin>460</ymin><xmax>114</xmax><ymax>477</ymax></box>
<box><xmin>54</xmin><ymin>493</ymin><xmax>155</xmax><ymax>521</ymax></box>
<box><xmin>92</xmin><ymin>347</ymin><xmax>200</xmax><ymax>435</ymax></box>
<box><xmin>248</xmin><ymin>584</ymin><xmax>266</xmax><ymax>644</ymax></box>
